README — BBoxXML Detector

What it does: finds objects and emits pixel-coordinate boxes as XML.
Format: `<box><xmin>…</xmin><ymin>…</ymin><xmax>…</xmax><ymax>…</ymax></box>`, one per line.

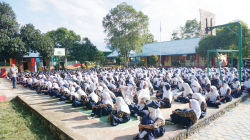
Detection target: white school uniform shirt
<box><xmin>28</xmin><ymin>78</ymin><xmax>33</xmax><ymax>84</ymax></box>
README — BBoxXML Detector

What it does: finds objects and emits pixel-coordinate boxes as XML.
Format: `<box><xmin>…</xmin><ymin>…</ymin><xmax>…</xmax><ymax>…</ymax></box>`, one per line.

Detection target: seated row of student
<box><xmin>134</xmin><ymin>100</ymin><xmax>165</xmax><ymax>140</ymax></box>
<box><xmin>156</xmin><ymin>84</ymin><xmax>173</xmax><ymax>108</ymax></box>
<box><xmin>129</xmin><ymin>82</ymin><xmax>151</xmax><ymax>119</ymax></box>
<box><xmin>242</xmin><ymin>77</ymin><xmax>250</xmax><ymax>92</ymax></box>
<box><xmin>108</xmin><ymin>97</ymin><xmax>131</xmax><ymax>126</ymax></box>
<box><xmin>175</xmin><ymin>83</ymin><xmax>193</xmax><ymax>103</ymax></box>
<box><xmin>87</xmin><ymin>92</ymin><xmax>114</xmax><ymax>119</ymax></box>
<box><xmin>153</xmin><ymin>76</ymin><xmax>163</xmax><ymax>90</ymax></box>
<box><xmin>168</xmin><ymin>99</ymin><xmax>201</xmax><ymax>129</ymax></box>
<box><xmin>210</xmin><ymin>73</ymin><xmax>219</xmax><ymax>87</ymax></box>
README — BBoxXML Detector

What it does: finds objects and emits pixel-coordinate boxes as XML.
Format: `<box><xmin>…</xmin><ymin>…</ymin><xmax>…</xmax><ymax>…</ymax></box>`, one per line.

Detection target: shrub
<box><xmin>149</xmin><ymin>54</ymin><xmax>158</xmax><ymax>66</ymax></box>
<box><xmin>140</xmin><ymin>61</ymin><xmax>146</xmax><ymax>66</ymax></box>
<box><xmin>37</xmin><ymin>66</ymin><xmax>42</xmax><ymax>72</ymax></box>
<box><xmin>115</xmin><ymin>56</ymin><xmax>125</xmax><ymax>65</ymax></box>
<box><xmin>24</xmin><ymin>70</ymin><xmax>30</xmax><ymax>73</ymax></box>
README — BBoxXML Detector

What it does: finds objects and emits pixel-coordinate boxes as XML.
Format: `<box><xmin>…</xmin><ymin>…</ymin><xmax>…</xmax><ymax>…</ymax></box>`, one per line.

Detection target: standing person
<box><xmin>10</xmin><ymin>64</ymin><xmax>18</xmax><ymax>89</ymax></box>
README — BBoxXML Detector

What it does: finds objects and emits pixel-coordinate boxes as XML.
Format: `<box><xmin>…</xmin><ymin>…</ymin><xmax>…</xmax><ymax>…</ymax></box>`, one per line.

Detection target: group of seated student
<box><xmin>7</xmin><ymin>66</ymin><xmax>250</xmax><ymax>140</ymax></box>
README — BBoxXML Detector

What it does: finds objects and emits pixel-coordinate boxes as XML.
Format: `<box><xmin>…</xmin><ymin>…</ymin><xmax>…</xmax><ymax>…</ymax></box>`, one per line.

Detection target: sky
<box><xmin>4</xmin><ymin>0</ymin><xmax>250</xmax><ymax>51</ymax></box>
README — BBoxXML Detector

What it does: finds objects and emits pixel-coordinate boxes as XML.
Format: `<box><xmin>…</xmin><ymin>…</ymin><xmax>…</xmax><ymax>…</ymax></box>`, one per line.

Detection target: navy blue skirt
<box><xmin>92</xmin><ymin>107</ymin><xmax>112</xmax><ymax>117</ymax></box>
<box><xmin>220</xmin><ymin>95</ymin><xmax>232</xmax><ymax>102</ymax></box>
<box><xmin>206</xmin><ymin>100</ymin><xmax>221</xmax><ymax>108</ymax></box>
<box><xmin>111</xmin><ymin>115</ymin><xmax>130</xmax><ymax>126</ymax></box>
<box><xmin>141</xmin><ymin>116</ymin><xmax>165</xmax><ymax>140</ymax></box>
<box><xmin>231</xmin><ymin>88</ymin><xmax>242</xmax><ymax>98</ymax></box>
<box><xmin>129</xmin><ymin>104</ymin><xmax>149</xmax><ymax>117</ymax></box>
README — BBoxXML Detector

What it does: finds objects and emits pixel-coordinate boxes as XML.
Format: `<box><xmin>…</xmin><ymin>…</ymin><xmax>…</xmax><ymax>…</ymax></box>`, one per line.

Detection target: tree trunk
<box><xmin>85</xmin><ymin>62</ymin><xmax>88</xmax><ymax>69</ymax></box>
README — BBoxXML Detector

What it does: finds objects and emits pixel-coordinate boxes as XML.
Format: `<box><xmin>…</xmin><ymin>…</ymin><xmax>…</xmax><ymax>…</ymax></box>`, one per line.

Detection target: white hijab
<box><xmin>162</xmin><ymin>85</ymin><xmax>173</xmax><ymax>103</ymax></box>
<box><xmin>192</xmin><ymin>93</ymin><xmax>206</xmax><ymax>106</ymax></box>
<box><xmin>148</xmin><ymin>107</ymin><xmax>165</xmax><ymax>124</ymax></box>
<box><xmin>220</xmin><ymin>83</ymin><xmax>229</xmax><ymax>96</ymax></box>
<box><xmin>191</xmin><ymin>81</ymin><xmax>201</xmax><ymax>93</ymax></box>
<box><xmin>178</xmin><ymin>79</ymin><xmax>184</xmax><ymax>90</ymax></box>
<box><xmin>182</xmin><ymin>83</ymin><xmax>193</xmax><ymax>97</ymax></box>
<box><xmin>137</xmin><ymin>88</ymin><xmax>150</xmax><ymax>110</ymax></box>
<box><xmin>186</xmin><ymin>99</ymin><xmax>201</xmax><ymax>120</ymax></box>
<box><xmin>116</xmin><ymin>97</ymin><xmax>130</xmax><ymax>114</ymax></box>
<box><xmin>102</xmin><ymin>92</ymin><xmax>114</xmax><ymax>108</ymax></box>
<box><xmin>209</xmin><ymin>86</ymin><xmax>219</xmax><ymax>103</ymax></box>
<box><xmin>244</xmin><ymin>79</ymin><xmax>250</xmax><ymax>88</ymax></box>
<box><xmin>88</xmin><ymin>91</ymin><xmax>98</xmax><ymax>103</ymax></box>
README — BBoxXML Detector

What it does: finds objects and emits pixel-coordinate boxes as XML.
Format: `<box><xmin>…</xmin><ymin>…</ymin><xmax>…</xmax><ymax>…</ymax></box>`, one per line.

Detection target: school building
<box><xmin>106</xmin><ymin>37</ymin><xmax>219</xmax><ymax>68</ymax></box>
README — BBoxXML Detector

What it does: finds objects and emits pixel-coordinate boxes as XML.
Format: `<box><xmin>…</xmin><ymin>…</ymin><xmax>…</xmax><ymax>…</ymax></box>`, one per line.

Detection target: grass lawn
<box><xmin>0</xmin><ymin>99</ymin><xmax>58</xmax><ymax>140</ymax></box>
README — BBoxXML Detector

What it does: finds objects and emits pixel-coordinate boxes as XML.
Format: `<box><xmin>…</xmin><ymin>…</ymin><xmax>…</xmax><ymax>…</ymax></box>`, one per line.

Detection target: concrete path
<box><xmin>0</xmin><ymin>78</ymin><xmax>248</xmax><ymax>140</ymax></box>
<box><xmin>187</xmin><ymin>98</ymin><xmax>250</xmax><ymax>140</ymax></box>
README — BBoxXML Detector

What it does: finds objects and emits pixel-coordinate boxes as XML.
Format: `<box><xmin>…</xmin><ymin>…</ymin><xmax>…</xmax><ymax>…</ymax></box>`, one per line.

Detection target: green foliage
<box><xmin>20</xmin><ymin>23</ymin><xmax>41</xmax><ymax>52</ymax></box>
<box><xmin>0</xmin><ymin>2</ymin><xmax>25</xmax><ymax>71</ymax></box>
<box><xmin>115</xmin><ymin>56</ymin><xmax>125</xmax><ymax>65</ymax></box>
<box><xmin>143</xmin><ymin>33</ymin><xmax>158</xmax><ymax>44</ymax></box>
<box><xmin>69</xmin><ymin>38</ymin><xmax>98</xmax><ymax>65</ymax></box>
<box><xmin>37</xmin><ymin>66</ymin><xmax>42</xmax><ymax>72</ymax></box>
<box><xmin>37</xmin><ymin>34</ymin><xmax>54</xmax><ymax>62</ymax></box>
<box><xmin>140</xmin><ymin>61</ymin><xmax>146</xmax><ymax>66</ymax></box>
<box><xmin>95</xmin><ymin>50</ymin><xmax>106</xmax><ymax>62</ymax></box>
<box><xmin>103</xmin><ymin>2</ymin><xmax>152</xmax><ymax>63</ymax></box>
<box><xmin>196</xmin><ymin>20</ymin><xmax>250</xmax><ymax>58</ymax></box>
<box><xmin>149</xmin><ymin>54</ymin><xmax>158</xmax><ymax>66</ymax></box>
<box><xmin>24</xmin><ymin>70</ymin><xmax>30</xmax><ymax>72</ymax></box>
<box><xmin>47</xmin><ymin>27</ymin><xmax>81</xmax><ymax>52</ymax></box>
<box><xmin>171</xmin><ymin>18</ymin><xmax>202</xmax><ymax>40</ymax></box>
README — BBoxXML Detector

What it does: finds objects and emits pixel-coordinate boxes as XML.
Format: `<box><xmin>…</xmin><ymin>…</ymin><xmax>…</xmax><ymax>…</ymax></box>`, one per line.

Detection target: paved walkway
<box><xmin>187</xmin><ymin>98</ymin><xmax>250</xmax><ymax>140</ymax></box>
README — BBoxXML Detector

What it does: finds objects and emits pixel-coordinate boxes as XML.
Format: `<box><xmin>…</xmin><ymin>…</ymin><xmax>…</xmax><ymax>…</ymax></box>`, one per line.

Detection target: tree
<box><xmin>20</xmin><ymin>23</ymin><xmax>41</xmax><ymax>52</ymax></box>
<box><xmin>47</xmin><ymin>27</ymin><xmax>81</xmax><ymax>51</ymax></box>
<box><xmin>171</xmin><ymin>19</ymin><xmax>202</xmax><ymax>40</ymax></box>
<box><xmin>143</xmin><ymin>33</ymin><xmax>158</xmax><ymax>44</ymax></box>
<box><xmin>149</xmin><ymin>54</ymin><xmax>158</xmax><ymax>66</ymax></box>
<box><xmin>70</xmin><ymin>38</ymin><xmax>97</xmax><ymax>69</ymax></box>
<box><xmin>37</xmin><ymin>34</ymin><xmax>54</xmax><ymax>69</ymax></box>
<box><xmin>115</xmin><ymin>56</ymin><xmax>125</xmax><ymax>65</ymax></box>
<box><xmin>94</xmin><ymin>50</ymin><xmax>106</xmax><ymax>64</ymax></box>
<box><xmin>196</xmin><ymin>20</ymin><xmax>250</xmax><ymax>58</ymax></box>
<box><xmin>0</xmin><ymin>2</ymin><xmax>25</xmax><ymax>71</ymax></box>
<box><xmin>103</xmin><ymin>2</ymin><xmax>151</xmax><ymax>66</ymax></box>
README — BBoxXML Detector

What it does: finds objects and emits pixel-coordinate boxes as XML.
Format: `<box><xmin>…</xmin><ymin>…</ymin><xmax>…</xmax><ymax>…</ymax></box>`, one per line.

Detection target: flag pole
<box><xmin>160</xmin><ymin>21</ymin><xmax>162</xmax><ymax>67</ymax></box>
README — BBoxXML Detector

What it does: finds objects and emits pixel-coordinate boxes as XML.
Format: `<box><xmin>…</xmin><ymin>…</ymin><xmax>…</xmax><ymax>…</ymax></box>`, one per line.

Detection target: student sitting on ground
<box><xmin>87</xmin><ymin>92</ymin><xmax>113</xmax><ymax>119</ymax></box>
<box><xmin>230</xmin><ymin>78</ymin><xmax>242</xmax><ymax>98</ymax></box>
<box><xmin>242</xmin><ymin>77</ymin><xmax>250</xmax><ymax>93</ymax></box>
<box><xmin>192</xmin><ymin>93</ymin><xmax>207</xmax><ymax>119</ymax></box>
<box><xmin>219</xmin><ymin>81</ymin><xmax>232</xmax><ymax>103</ymax></box>
<box><xmin>191</xmin><ymin>80</ymin><xmax>202</xmax><ymax>93</ymax></box>
<box><xmin>206</xmin><ymin>86</ymin><xmax>221</xmax><ymax>108</ymax></box>
<box><xmin>175</xmin><ymin>83</ymin><xmax>193</xmax><ymax>103</ymax></box>
<box><xmin>157</xmin><ymin>84</ymin><xmax>173</xmax><ymax>108</ymax></box>
<box><xmin>168</xmin><ymin>99</ymin><xmax>201</xmax><ymax>129</ymax></box>
<box><xmin>108</xmin><ymin>97</ymin><xmax>131</xmax><ymax>126</ymax></box>
<box><xmin>134</xmin><ymin>100</ymin><xmax>165</xmax><ymax>140</ymax></box>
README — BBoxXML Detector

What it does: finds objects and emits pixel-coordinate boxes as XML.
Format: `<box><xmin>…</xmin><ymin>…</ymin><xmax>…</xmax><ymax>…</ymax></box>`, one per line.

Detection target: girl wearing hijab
<box><xmin>169</xmin><ymin>99</ymin><xmax>201</xmax><ymax>129</ymax></box>
<box><xmin>72</xmin><ymin>88</ymin><xmax>87</xmax><ymax>107</ymax></box>
<box><xmin>157</xmin><ymin>84</ymin><xmax>173</xmax><ymax>108</ymax></box>
<box><xmin>175</xmin><ymin>83</ymin><xmax>193</xmax><ymax>103</ymax></box>
<box><xmin>83</xmin><ymin>89</ymin><xmax>100</xmax><ymax>109</ymax></box>
<box><xmin>206</xmin><ymin>86</ymin><xmax>222</xmax><ymax>108</ymax></box>
<box><xmin>230</xmin><ymin>78</ymin><xmax>242</xmax><ymax>98</ymax></box>
<box><xmin>192</xmin><ymin>93</ymin><xmax>207</xmax><ymax>118</ymax></box>
<box><xmin>134</xmin><ymin>101</ymin><xmax>165</xmax><ymax>140</ymax></box>
<box><xmin>201</xmin><ymin>75</ymin><xmax>211</xmax><ymax>94</ymax></box>
<box><xmin>108</xmin><ymin>97</ymin><xmax>131</xmax><ymax>126</ymax></box>
<box><xmin>219</xmin><ymin>81</ymin><xmax>232</xmax><ymax>103</ymax></box>
<box><xmin>191</xmin><ymin>81</ymin><xmax>202</xmax><ymax>93</ymax></box>
<box><xmin>129</xmin><ymin>82</ymin><xmax>150</xmax><ymax>119</ymax></box>
<box><xmin>87</xmin><ymin>92</ymin><xmax>113</xmax><ymax>119</ymax></box>
<box><xmin>242</xmin><ymin>77</ymin><xmax>250</xmax><ymax>92</ymax></box>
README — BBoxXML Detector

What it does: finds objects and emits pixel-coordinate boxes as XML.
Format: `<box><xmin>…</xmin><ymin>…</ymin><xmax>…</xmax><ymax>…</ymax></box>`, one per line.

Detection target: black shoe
<box><xmin>174</xmin><ymin>99</ymin><xmax>180</xmax><ymax>102</ymax></box>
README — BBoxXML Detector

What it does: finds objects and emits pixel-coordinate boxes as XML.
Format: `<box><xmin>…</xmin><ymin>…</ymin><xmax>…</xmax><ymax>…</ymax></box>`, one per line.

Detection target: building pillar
<box><xmin>135</xmin><ymin>57</ymin><xmax>137</xmax><ymax>64</ymax></box>
<box><xmin>197</xmin><ymin>54</ymin><xmax>199</xmax><ymax>66</ymax></box>
<box><xmin>31</xmin><ymin>58</ymin><xmax>34</xmax><ymax>72</ymax></box>
<box><xmin>166</xmin><ymin>56</ymin><xmax>168</xmax><ymax>66</ymax></box>
<box><xmin>193</xmin><ymin>54</ymin><xmax>195</xmax><ymax>67</ymax></box>
<box><xmin>178</xmin><ymin>55</ymin><xmax>180</xmax><ymax>60</ymax></box>
<box><xmin>171</xmin><ymin>56</ymin><xmax>172</xmax><ymax>67</ymax></box>
<box><xmin>110</xmin><ymin>58</ymin><xmax>112</xmax><ymax>63</ymax></box>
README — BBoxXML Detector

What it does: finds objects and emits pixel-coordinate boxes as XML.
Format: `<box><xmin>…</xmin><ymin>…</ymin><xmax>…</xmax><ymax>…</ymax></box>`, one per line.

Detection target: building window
<box><xmin>0</xmin><ymin>59</ymin><xmax>10</xmax><ymax>66</ymax></box>
<box><xmin>186</xmin><ymin>54</ymin><xmax>196</xmax><ymax>60</ymax></box>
